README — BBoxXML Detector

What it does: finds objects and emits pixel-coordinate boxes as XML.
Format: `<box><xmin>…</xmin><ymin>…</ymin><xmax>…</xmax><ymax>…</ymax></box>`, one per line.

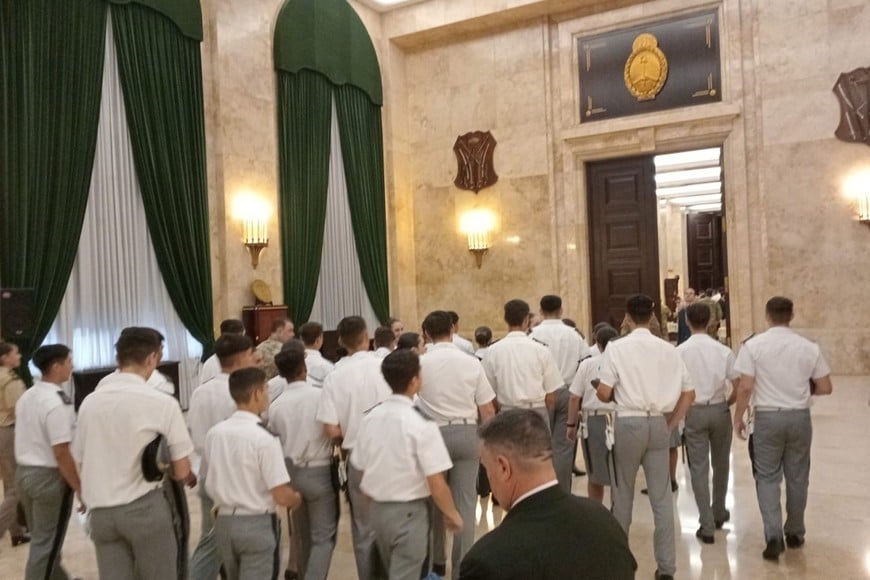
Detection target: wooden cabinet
<box><xmin>242</xmin><ymin>305</ymin><xmax>289</xmax><ymax>345</ymax></box>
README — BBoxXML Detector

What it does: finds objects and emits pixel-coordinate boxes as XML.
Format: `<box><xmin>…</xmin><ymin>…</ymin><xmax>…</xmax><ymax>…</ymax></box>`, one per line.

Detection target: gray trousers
<box><xmin>432</xmin><ymin>424</ymin><xmax>479</xmax><ymax>579</ymax></box>
<box><xmin>16</xmin><ymin>465</ymin><xmax>72</xmax><ymax>580</ymax></box>
<box><xmin>550</xmin><ymin>387</ymin><xmax>574</xmax><ymax>493</ymax></box>
<box><xmin>684</xmin><ymin>403</ymin><xmax>732</xmax><ymax>534</ymax></box>
<box><xmin>372</xmin><ymin>499</ymin><xmax>429</xmax><ymax>580</ymax></box>
<box><xmin>0</xmin><ymin>425</ymin><xmax>25</xmax><ymax>538</ymax></box>
<box><xmin>215</xmin><ymin>513</ymin><xmax>280</xmax><ymax>580</ymax></box>
<box><xmin>189</xmin><ymin>484</ymin><xmax>221</xmax><ymax>580</ymax></box>
<box><xmin>347</xmin><ymin>461</ymin><xmax>376</xmax><ymax>580</ymax></box>
<box><xmin>286</xmin><ymin>462</ymin><xmax>338</xmax><ymax>580</ymax></box>
<box><xmin>89</xmin><ymin>488</ymin><xmax>179</xmax><ymax>580</ymax></box>
<box><xmin>749</xmin><ymin>409</ymin><xmax>812</xmax><ymax>541</ymax></box>
<box><xmin>610</xmin><ymin>416</ymin><xmax>676</xmax><ymax>576</ymax></box>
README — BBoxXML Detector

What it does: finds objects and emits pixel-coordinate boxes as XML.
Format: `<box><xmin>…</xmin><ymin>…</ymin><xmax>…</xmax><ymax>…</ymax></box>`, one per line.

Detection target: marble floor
<box><xmin>1</xmin><ymin>376</ymin><xmax>868</xmax><ymax>579</ymax></box>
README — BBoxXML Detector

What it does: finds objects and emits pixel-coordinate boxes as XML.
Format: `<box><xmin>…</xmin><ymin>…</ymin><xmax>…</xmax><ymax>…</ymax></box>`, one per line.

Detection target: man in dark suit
<box><xmin>458</xmin><ymin>410</ymin><xmax>636</xmax><ymax>580</ymax></box>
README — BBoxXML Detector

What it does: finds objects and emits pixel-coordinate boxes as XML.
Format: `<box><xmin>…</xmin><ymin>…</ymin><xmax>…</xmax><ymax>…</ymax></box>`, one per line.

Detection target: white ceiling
<box><xmin>356</xmin><ymin>0</ymin><xmax>428</xmax><ymax>12</ymax></box>
<box><xmin>654</xmin><ymin>147</ymin><xmax>722</xmax><ymax>213</ymax></box>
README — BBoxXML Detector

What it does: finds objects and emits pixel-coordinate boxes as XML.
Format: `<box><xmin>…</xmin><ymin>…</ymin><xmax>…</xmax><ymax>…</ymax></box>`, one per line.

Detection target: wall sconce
<box><xmin>459</xmin><ymin>209</ymin><xmax>496</xmax><ymax>268</ymax></box>
<box><xmin>856</xmin><ymin>195</ymin><xmax>870</xmax><ymax>228</ymax></box>
<box><xmin>843</xmin><ymin>169</ymin><xmax>870</xmax><ymax>228</ymax></box>
<box><xmin>233</xmin><ymin>193</ymin><xmax>270</xmax><ymax>268</ymax></box>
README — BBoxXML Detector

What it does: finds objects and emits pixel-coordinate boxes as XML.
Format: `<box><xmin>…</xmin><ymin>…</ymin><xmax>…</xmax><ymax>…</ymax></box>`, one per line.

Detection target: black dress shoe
<box><xmin>572</xmin><ymin>468</ymin><xmax>587</xmax><ymax>476</ymax></box>
<box><xmin>654</xmin><ymin>570</ymin><xmax>674</xmax><ymax>580</ymax></box>
<box><xmin>696</xmin><ymin>528</ymin><xmax>715</xmax><ymax>544</ymax></box>
<box><xmin>785</xmin><ymin>534</ymin><xmax>805</xmax><ymax>548</ymax></box>
<box><xmin>762</xmin><ymin>537</ymin><xmax>785</xmax><ymax>560</ymax></box>
<box><xmin>11</xmin><ymin>534</ymin><xmax>30</xmax><ymax>547</ymax></box>
<box><xmin>714</xmin><ymin>511</ymin><xmax>730</xmax><ymax>529</ymax></box>
<box><xmin>284</xmin><ymin>571</ymin><xmax>298</xmax><ymax>580</ymax></box>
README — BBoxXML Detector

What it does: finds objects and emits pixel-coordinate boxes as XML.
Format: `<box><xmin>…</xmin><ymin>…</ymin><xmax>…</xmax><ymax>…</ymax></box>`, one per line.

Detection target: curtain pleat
<box><xmin>334</xmin><ymin>84</ymin><xmax>390</xmax><ymax>324</ymax></box>
<box><xmin>277</xmin><ymin>70</ymin><xmax>333</xmax><ymax>323</ymax></box>
<box><xmin>0</xmin><ymin>0</ymin><xmax>106</xmax><ymax>383</ymax></box>
<box><xmin>110</xmin><ymin>2</ymin><xmax>215</xmax><ymax>357</ymax></box>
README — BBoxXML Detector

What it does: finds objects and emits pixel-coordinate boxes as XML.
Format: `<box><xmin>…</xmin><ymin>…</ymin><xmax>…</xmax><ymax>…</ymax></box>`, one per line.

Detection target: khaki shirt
<box><xmin>0</xmin><ymin>367</ymin><xmax>26</xmax><ymax>427</ymax></box>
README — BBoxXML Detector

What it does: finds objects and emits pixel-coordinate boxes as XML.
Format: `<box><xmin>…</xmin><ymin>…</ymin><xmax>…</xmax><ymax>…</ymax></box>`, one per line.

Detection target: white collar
<box><xmin>512</xmin><ymin>479</ymin><xmax>559</xmax><ymax>508</ymax></box>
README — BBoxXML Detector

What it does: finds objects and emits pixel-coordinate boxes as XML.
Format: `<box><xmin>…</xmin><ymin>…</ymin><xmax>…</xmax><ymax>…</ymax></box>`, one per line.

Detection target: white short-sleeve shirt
<box><xmin>199</xmin><ymin>354</ymin><xmax>221</xmax><ymax>385</ymax></box>
<box><xmin>733</xmin><ymin>326</ymin><xmax>831</xmax><ymax>409</ymax></box>
<box><xmin>269</xmin><ymin>381</ymin><xmax>333</xmax><ymax>467</ymax></box>
<box><xmin>597</xmin><ymin>329</ymin><xmax>694</xmax><ymax>413</ymax></box>
<box><xmin>529</xmin><ymin>320</ymin><xmax>589</xmax><ymax>385</ymax></box>
<box><xmin>676</xmin><ymin>333</ymin><xmax>739</xmax><ymax>404</ymax></box>
<box><xmin>315</xmin><ymin>351</ymin><xmax>391</xmax><ymax>450</ymax></box>
<box><xmin>15</xmin><ymin>380</ymin><xmax>76</xmax><ymax>467</ymax></box>
<box><xmin>482</xmin><ymin>332</ymin><xmax>564</xmax><ymax>407</ymax></box>
<box><xmin>569</xmin><ymin>353</ymin><xmax>614</xmax><ymax>412</ymax></box>
<box><xmin>188</xmin><ymin>373</ymin><xmax>235</xmax><ymax>456</ymax></box>
<box><xmin>305</xmin><ymin>349</ymin><xmax>334</xmax><ymax>389</ymax></box>
<box><xmin>72</xmin><ymin>372</ymin><xmax>194</xmax><ymax>509</ymax></box>
<box><xmin>352</xmin><ymin>395</ymin><xmax>453</xmax><ymax>502</ymax></box>
<box><xmin>417</xmin><ymin>342</ymin><xmax>495</xmax><ymax>423</ymax></box>
<box><xmin>205</xmin><ymin>411</ymin><xmax>290</xmax><ymax>513</ymax></box>
<box><xmin>452</xmin><ymin>334</ymin><xmax>475</xmax><ymax>356</ymax></box>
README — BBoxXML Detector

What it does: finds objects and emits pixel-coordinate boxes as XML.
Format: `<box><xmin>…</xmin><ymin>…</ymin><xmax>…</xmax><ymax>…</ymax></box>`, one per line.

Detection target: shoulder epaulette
<box><xmin>579</xmin><ymin>354</ymin><xmax>592</xmax><ymax>363</ymax></box>
<box><xmin>56</xmin><ymin>391</ymin><xmax>72</xmax><ymax>405</ymax></box>
<box><xmin>257</xmin><ymin>422</ymin><xmax>279</xmax><ymax>437</ymax></box>
<box><xmin>363</xmin><ymin>402</ymin><xmax>383</xmax><ymax>415</ymax></box>
<box><xmin>531</xmin><ymin>337</ymin><xmax>548</xmax><ymax>346</ymax></box>
<box><xmin>741</xmin><ymin>333</ymin><xmax>756</xmax><ymax>344</ymax></box>
<box><xmin>413</xmin><ymin>407</ymin><xmax>434</xmax><ymax>421</ymax></box>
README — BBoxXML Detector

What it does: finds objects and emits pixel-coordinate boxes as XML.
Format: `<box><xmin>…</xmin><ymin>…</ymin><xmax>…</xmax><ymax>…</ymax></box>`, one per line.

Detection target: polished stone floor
<box><xmin>1</xmin><ymin>376</ymin><xmax>868</xmax><ymax>579</ymax></box>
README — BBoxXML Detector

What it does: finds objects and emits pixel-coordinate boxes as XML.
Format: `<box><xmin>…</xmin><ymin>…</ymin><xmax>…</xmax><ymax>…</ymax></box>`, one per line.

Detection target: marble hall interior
<box><xmin>1</xmin><ymin>0</ymin><xmax>869</xmax><ymax>578</ymax></box>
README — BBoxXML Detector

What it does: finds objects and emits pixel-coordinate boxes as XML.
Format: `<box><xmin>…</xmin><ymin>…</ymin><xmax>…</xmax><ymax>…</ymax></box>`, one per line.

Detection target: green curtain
<box><xmin>0</xmin><ymin>0</ymin><xmax>107</xmax><ymax>383</ymax></box>
<box><xmin>334</xmin><ymin>84</ymin><xmax>390</xmax><ymax>323</ymax></box>
<box><xmin>111</xmin><ymin>3</ymin><xmax>215</xmax><ymax>356</ymax></box>
<box><xmin>277</xmin><ymin>70</ymin><xmax>333</xmax><ymax>323</ymax></box>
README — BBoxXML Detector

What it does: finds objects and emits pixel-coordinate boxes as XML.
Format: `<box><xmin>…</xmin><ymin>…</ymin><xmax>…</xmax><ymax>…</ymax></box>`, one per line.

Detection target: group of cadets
<box><xmin>0</xmin><ymin>290</ymin><xmax>834</xmax><ymax>580</ymax></box>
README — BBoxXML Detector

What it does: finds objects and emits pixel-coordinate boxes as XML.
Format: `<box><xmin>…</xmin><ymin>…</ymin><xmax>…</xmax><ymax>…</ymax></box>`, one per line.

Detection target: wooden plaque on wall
<box><xmin>578</xmin><ymin>10</ymin><xmax>721</xmax><ymax>122</ymax></box>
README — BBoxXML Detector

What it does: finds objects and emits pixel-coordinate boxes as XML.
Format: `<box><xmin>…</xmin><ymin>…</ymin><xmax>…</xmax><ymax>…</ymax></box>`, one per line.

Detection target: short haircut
<box><xmin>705</xmin><ymin>288</ymin><xmax>714</xmax><ymax>297</ymax></box>
<box><xmin>766</xmin><ymin>296</ymin><xmax>794</xmax><ymax>324</ymax></box>
<box><xmin>386</xmin><ymin>317</ymin><xmax>400</xmax><ymax>327</ymax></box>
<box><xmin>219</xmin><ymin>319</ymin><xmax>245</xmax><ymax>335</ymax></box>
<box><xmin>0</xmin><ymin>341</ymin><xmax>14</xmax><ymax>358</ymax></box>
<box><xmin>381</xmin><ymin>349</ymin><xmax>420</xmax><ymax>394</ymax></box>
<box><xmin>337</xmin><ymin>316</ymin><xmax>368</xmax><ymax>349</ymax></box>
<box><xmin>298</xmin><ymin>322</ymin><xmax>323</xmax><ymax>346</ymax></box>
<box><xmin>422</xmin><ymin>310</ymin><xmax>452</xmax><ymax>339</ymax></box>
<box><xmin>540</xmin><ymin>295</ymin><xmax>562</xmax><ymax>313</ymax></box>
<box><xmin>270</xmin><ymin>317</ymin><xmax>291</xmax><ymax>333</ymax></box>
<box><xmin>396</xmin><ymin>332</ymin><xmax>421</xmax><ymax>351</ymax></box>
<box><xmin>214</xmin><ymin>334</ymin><xmax>253</xmax><ymax>367</ymax></box>
<box><xmin>478</xmin><ymin>409</ymin><xmax>553</xmax><ymax>467</ymax></box>
<box><xmin>116</xmin><ymin>327</ymin><xmax>164</xmax><ymax>366</ymax></box>
<box><xmin>686</xmin><ymin>302</ymin><xmax>711</xmax><ymax>329</ymax></box>
<box><xmin>504</xmin><ymin>299</ymin><xmax>530</xmax><ymax>327</ymax></box>
<box><xmin>374</xmin><ymin>326</ymin><xmax>396</xmax><ymax>348</ymax></box>
<box><xmin>474</xmin><ymin>326</ymin><xmax>492</xmax><ymax>347</ymax></box>
<box><xmin>447</xmin><ymin>311</ymin><xmax>459</xmax><ymax>325</ymax></box>
<box><xmin>592</xmin><ymin>321</ymin><xmax>610</xmax><ymax>333</ymax></box>
<box><xmin>275</xmin><ymin>341</ymin><xmax>306</xmax><ymax>381</ymax></box>
<box><xmin>596</xmin><ymin>326</ymin><xmax>619</xmax><ymax>351</ymax></box>
<box><xmin>32</xmin><ymin>344</ymin><xmax>71</xmax><ymax>373</ymax></box>
<box><xmin>625</xmin><ymin>294</ymin><xmax>654</xmax><ymax>324</ymax></box>
<box><xmin>229</xmin><ymin>367</ymin><xmax>266</xmax><ymax>404</ymax></box>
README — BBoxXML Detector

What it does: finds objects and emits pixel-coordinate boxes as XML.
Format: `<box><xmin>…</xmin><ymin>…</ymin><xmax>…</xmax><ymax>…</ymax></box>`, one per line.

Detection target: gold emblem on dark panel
<box><xmin>624</xmin><ymin>33</ymin><xmax>668</xmax><ymax>101</ymax></box>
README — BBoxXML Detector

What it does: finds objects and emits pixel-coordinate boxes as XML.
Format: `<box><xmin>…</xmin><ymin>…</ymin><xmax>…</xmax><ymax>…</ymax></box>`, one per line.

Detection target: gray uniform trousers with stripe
<box><xmin>684</xmin><ymin>402</ymin><xmax>732</xmax><ymax>534</ymax></box>
<box><xmin>432</xmin><ymin>424</ymin><xmax>479</xmax><ymax>579</ymax></box>
<box><xmin>16</xmin><ymin>465</ymin><xmax>73</xmax><ymax>580</ymax></box>
<box><xmin>749</xmin><ymin>409</ymin><xmax>812</xmax><ymax>541</ymax></box>
<box><xmin>347</xmin><ymin>461</ymin><xmax>376</xmax><ymax>580</ymax></box>
<box><xmin>286</xmin><ymin>461</ymin><xmax>338</xmax><ymax>580</ymax></box>
<box><xmin>88</xmin><ymin>488</ymin><xmax>179</xmax><ymax>580</ymax></box>
<box><xmin>610</xmin><ymin>415</ymin><xmax>676</xmax><ymax>577</ymax></box>
<box><xmin>550</xmin><ymin>387</ymin><xmax>574</xmax><ymax>493</ymax></box>
<box><xmin>215</xmin><ymin>513</ymin><xmax>280</xmax><ymax>580</ymax></box>
<box><xmin>372</xmin><ymin>499</ymin><xmax>430</xmax><ymax>580</ymax></box>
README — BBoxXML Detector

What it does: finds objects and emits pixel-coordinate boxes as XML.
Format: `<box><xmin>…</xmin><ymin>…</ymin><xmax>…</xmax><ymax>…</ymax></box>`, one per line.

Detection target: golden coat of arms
<box><xmin>624</xmin><ymin>33</ymin><xmax>668</xmax><ymax>101</ymax></box>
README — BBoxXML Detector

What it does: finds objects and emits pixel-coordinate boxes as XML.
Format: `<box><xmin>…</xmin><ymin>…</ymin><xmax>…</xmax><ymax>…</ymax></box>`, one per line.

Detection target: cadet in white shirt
<box><xmin>448</xmin><ymin>311</ymin><xmax>476</xmax><ymax>356</ymax></box>
<box><xmin>529</xmin><ymin>295</ymin><xmax>590</xmax><ymax>492</ymax></box>
<box><xmin>596</xmin><ymin>295</ymin><xmax>695</xmax><ymax>580</ymax></box>
<box><xmin>72</xmin><ymin>327</ymin><xmax>196</xmax><ymax>580</ymax></box>
<box><xmin>373</xmin><ymin>326</ymin><xmax>397</xmax><ymax>359</ymax></box>
<box><xmin>732</xmin><ymin>296</ymin><xmax>833</xmax><ymax>561</ymax></box>
<box><xmin>269</xmin><ymin>343</ymin><xmax>338</xmax><ymax>580</ymax></box>
<box><xmin>677</xmin><ymin>303</ymin><xmax>740</xmax><ymax>544</ymax></box>
<box><xmin>483</xmin><ymin>299</ymin><xmax>563</xmax><ymax>426</ymax></box>
<box><xmin>205</xmin><ymin>367</ymin><xmax>302</xmax><ymax>580</ymax></box>
<box><xmin>15</xmin><ymin>344</ymin><xmax>80</xmax><ymax>580</ymax></box>
<box><xmin>567</xmin><ymin>325</ymin><xmax>619</xmax><ymax>503</ymax></box>
<box><xmin>199</xmin><ymin>319</ymin><xmax>246</xmax><ymax>384</ymax></box>
<box><xmin>353</xmin><ymin>349</ymin><xmax>462</xmax><ymax>580</ymax></box>
<box><xmin>419</xmin><ymin>311</ymin><xmax>495</xmax><ymax>579</ymax></box>
<box><xmin>315</xmin><ymin>316</ymin><xmax>391</xmax><ymax>580</ymax></box>
<box><xmin>473</xmin><ymin>326</ymin><xmax>492</xmax><ymax>361</ymax></box>
<box><xmin>299</xmin><ymin>322</ymin><xmax>334</xmax><ymax>388</ymax></box>
<box><xmin>188</xmin><ymin>333</ymin><xmax>259</xmax><ymax>580</ymax></box>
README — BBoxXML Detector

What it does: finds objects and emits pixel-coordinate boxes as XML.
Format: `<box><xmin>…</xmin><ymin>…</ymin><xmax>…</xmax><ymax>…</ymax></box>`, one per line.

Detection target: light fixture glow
<box><xmin>233</xmin><ymin>192</ymin><xmax>271</xmax><ymax>268</ymax></box>
<box><xmin>654</xmin><ymin>147</ymin><xmax>720</xmax><ymax>168</ymax></box>
<box><xmin>656</xmin><ymin>181</ymin><xmax>722</xmax><ymax>198</ymax></box>
<box><xmin>843</xmin><ymin>168</ymin><xmax>870</xmax><ymax>226</ymax></box>
<box><xmin>460</xmin><ymin>209</ymin><xmax>496</xmax><ymax>268</ymax></box>
<box><xmin>667</xmin><ymin>194</ymin><xmax>722</xmax><ymax>206</ymax></box>
<box><xmin>654</xmin><ymin>166</ymin><xmax>722</xmax><ymax>186</ymax></box>
<box><xmin>686</xmin><ymin>202</ymin><xmax>722</xmax><ymax>212</ymax></box>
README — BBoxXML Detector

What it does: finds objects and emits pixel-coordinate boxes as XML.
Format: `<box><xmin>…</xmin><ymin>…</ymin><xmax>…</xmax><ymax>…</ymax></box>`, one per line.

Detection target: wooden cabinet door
<box><xmin>686</xmin><ymin>212</ymin><xmax>724</xmax><ymax>292</ymax></box>
<box><xmin>587</xmin><ymin>156</ymin><xmax>661</xmax><ymax>328</ymax></box>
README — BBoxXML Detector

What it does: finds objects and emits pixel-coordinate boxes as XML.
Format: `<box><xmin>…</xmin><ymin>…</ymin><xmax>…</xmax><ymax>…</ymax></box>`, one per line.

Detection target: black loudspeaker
<box><xmin>0</xmin><ymin>288</ymin><xmax>34</xmax><ymax>339</ymax></box>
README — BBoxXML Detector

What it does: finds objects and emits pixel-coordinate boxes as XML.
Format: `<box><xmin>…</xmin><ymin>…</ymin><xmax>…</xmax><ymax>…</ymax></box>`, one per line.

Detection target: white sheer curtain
<box><xmin>309</xmin><ymin>98</ymin><xmax>380</xmax><ymax>330</ymax></box>
<box><xmin>44</xmin><ymin>16</ymin><xmax>201</xmax><ymax>406</ymax></box>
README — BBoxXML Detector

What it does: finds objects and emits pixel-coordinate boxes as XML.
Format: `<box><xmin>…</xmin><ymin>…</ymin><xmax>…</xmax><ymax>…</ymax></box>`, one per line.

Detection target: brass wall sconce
<box><xmin>460</xmin><ymin>209</ymin><xmax>495</xmax><ymax>268</ymax></box>
<box><xmin>857</xmin><ymin>195</ymin><xmax>870</xmax><ymax>228</ymax></box>
<box><xmin>843</xmin><ymin>169</ymin><xmax>870</xmax><ymax>229</ymax></box>
<box><xmin>243</xmin><ymin>219</ymin><xmax>268</xmax><ymax>268</ymax></box>
<box><xmin>234</xmin><ymin>193</ymin><xmax>271</xmax><ymax>269</ymax></box>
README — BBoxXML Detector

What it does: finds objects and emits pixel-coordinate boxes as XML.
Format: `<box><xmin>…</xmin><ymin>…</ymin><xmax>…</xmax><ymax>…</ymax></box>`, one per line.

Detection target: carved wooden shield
<box><xmin>833</xmin><ymin>67</ymin><xmax>870</xmax><ymax>146</ymax></box>
<box><xmin>453</xmin><ymin>131</ymin><xmax>498</xmax><ymax>193</ymax></box>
